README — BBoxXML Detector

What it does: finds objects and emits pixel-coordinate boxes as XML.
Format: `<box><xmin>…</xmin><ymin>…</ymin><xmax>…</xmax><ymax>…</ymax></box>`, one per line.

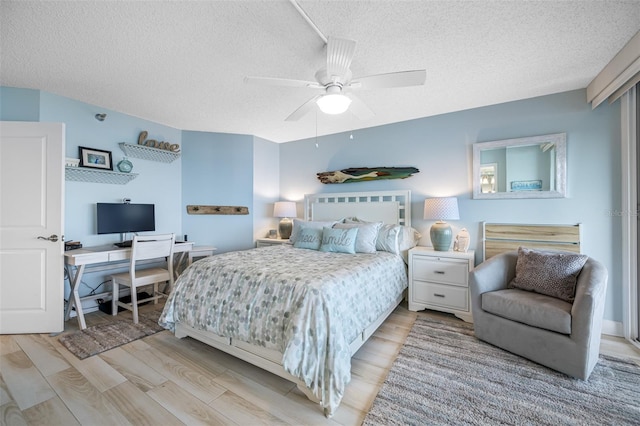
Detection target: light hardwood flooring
<box><xmin>2</xmin><ymin>302</ymin><xmax>639</xmax><ymax>426</ymax></box>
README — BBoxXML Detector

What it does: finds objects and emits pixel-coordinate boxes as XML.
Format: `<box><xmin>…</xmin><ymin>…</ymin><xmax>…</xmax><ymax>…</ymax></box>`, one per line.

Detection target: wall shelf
<box><xmin>119</xmin><ymin>142</ymin><xmax>180</xmax><ymax>163</ymax></box>
<box><xmin>65</xmin><ymin>167</ymin><xmax>138</xmax><ymax>184</ymax></box>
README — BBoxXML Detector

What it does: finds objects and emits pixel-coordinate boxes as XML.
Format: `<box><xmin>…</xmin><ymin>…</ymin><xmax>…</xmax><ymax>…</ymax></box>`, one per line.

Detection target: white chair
<box><xmin>111</xmin><ymin>233</ymin><xmax>175</xmax><ymax>323</ymax></box>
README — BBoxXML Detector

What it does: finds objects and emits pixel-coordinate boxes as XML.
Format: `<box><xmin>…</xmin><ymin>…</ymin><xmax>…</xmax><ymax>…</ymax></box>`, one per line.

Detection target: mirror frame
<box><xmin>472</xmin><ymin>133</ymin><xmax>567</xmax><ymax>199</ymax></box>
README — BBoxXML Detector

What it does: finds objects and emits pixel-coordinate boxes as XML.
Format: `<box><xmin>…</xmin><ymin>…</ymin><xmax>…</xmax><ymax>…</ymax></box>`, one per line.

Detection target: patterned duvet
<box><xmin>159</xmin><ymin>244</ymin><xmax>407</xmax><ymax>414</ymax></box>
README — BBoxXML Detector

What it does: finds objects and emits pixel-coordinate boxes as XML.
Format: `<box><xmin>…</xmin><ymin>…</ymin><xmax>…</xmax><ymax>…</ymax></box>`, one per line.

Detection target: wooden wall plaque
<box><xmin>186</xmin><ymin>205</ymin><xmax>249</xmax><ymax>215</ymax></box>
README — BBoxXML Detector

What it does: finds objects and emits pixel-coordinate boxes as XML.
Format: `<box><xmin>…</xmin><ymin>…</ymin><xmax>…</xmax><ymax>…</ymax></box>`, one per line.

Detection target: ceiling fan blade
<box><xmin>244</xmin><ymin>76</ymin><xmax>320</xmax><ymax>89</ymax></box>
<box><xmin>347</xmin><ymin>94</ymin><xmax>375</xmax><ymax>120</ymax></box>
<box><xmin>285</xmin><ymin>95</ymin><xmax>321</xmax><ymax>121</ymax></box>
<box><xmin>351</xmin><ymin>69</ymin><xmax>426</xmax><ymax>90</ymax></box>
<box><xmin>326</xmin><ymin>37</ymin><xmax>356</xmax><ymax>80</ymax></box>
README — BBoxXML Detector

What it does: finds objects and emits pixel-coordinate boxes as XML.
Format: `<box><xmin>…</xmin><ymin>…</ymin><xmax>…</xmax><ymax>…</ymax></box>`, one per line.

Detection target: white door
<box><xmin>0</xmin><ymin>121</ymin><xmax>65</xmax><ymax>334</ymax></box>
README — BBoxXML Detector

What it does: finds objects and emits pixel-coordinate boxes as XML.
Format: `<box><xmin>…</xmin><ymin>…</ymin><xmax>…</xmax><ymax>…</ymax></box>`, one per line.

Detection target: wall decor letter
<box><xmin>317</xmin><ymin>167</ymin><xmax>419</xmax><ymax>184</ymax></box>
<box><xmin>137</xmin><ymin>130</ymin><xmax>180</xmax><ymax>152</ymax></box>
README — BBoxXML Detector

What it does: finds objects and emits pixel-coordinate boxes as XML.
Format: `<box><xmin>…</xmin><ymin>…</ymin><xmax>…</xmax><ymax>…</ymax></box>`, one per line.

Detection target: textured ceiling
<box><xmin>2</xmin><ymin>1</ymin><xmax>639</xmax><ymax>143</ymax></box>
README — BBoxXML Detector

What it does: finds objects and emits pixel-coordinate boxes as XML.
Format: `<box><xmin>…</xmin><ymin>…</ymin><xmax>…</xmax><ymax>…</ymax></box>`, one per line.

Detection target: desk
<box><xmin>64</xmin><ymin>242</ymin><xmax>193</xmax><ymax>330</ymax></box>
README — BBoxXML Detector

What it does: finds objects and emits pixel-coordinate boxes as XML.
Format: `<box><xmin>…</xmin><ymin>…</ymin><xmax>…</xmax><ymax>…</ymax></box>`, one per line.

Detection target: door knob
<box><xmin>37</xmin><ymin>234</ymin><xmax>59</xmax><ymax>242</ymax></box>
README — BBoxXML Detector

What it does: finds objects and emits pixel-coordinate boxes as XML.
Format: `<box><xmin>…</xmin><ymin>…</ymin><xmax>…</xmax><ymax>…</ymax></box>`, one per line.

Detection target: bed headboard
<box><xmin>483</xmin><ymin>222</ymin><xmax>581</xmax><ymax>260</ymax></box>
<box><xmin>304</xmin><ymin>190</ymin><xmax>411</xmax><ymax>226</ymax></box>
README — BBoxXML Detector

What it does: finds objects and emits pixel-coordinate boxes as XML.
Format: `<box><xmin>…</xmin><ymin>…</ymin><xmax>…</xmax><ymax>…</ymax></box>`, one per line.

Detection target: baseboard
<box><xmin>601</xmin><ymin>319</ymin><xmax>623</xmax><ymax>337</ymax></box>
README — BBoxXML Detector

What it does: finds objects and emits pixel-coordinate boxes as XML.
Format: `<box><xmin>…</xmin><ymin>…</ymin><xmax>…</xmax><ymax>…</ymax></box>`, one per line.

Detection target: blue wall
<box><xmin>280</xmin><ymin>89</ymin><xmax>622</xmax><ymax>322</ymax></box>
<box><xmin>181</xmin><ymin>130</ymin><xmax>255</xmax><ymax>252</ymax></box>
<box><xmin>0</xmin><ymin>86</ymin><xmax>624</xmax><ymax>324</ymax></box>
<box><xmin>0</xmin><ymin>86</ymin><xmax>40</xmax><ymax>121</ymax></box>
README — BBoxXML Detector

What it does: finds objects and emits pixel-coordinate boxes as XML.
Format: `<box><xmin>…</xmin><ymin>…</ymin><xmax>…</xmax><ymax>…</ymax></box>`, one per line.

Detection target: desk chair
<box><xmin>111</xmin><ymin>233</ymin><xmax>175</xmax><ymax>323</ymax></box>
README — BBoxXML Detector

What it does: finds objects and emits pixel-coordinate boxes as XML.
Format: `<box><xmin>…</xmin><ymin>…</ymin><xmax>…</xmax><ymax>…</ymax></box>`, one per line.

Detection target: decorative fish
<box><xmin>317</xmin><ymin>167</ymin><xmax>419</xmax><ymax>184</ymax></box>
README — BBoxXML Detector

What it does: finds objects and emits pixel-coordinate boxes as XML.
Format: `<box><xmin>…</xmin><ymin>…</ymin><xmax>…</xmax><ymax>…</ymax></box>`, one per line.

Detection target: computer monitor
<box><xmin>96</xmin><ymin>203</ymin><xmax>155</xmax><ymax>235</ymax></box>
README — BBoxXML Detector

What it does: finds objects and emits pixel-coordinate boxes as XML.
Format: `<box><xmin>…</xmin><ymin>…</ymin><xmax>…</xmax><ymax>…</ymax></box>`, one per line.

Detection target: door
<box><xmin>0</xmin><ymin>121</ymin><xmax>65</xmax><ymax>333</ymax></box>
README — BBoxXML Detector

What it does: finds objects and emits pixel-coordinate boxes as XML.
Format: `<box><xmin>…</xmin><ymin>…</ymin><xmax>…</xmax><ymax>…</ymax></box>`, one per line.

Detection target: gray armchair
<box><xmin>470</xmin><ymin>251</ymin><xmax>608</xmax><ymax>380</ymax></box>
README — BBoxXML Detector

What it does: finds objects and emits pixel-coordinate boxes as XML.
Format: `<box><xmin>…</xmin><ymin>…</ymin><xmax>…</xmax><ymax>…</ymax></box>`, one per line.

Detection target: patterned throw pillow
<box><xmin>293</xmin><ymin>227</ymin><xmax>322</xmax><ymax>250</ymax></box>
<box><xmin>333</xmin><ymin>222</ymin><xmax>382</xmax><ymax>253</ymax></box>
<box><xmin>508</xmin><ymin>247</ymin><xmax>589</xmax><ymax>303</ymax></box>
<box><xmin>319</xmin><ymin>227</ymin><xmax>358</xmax><ymax>254</ymax></box>
<box><xmin>289</xmin><ymin>219</ymin><xmax>337</xmax><ymax>243</ymax></box>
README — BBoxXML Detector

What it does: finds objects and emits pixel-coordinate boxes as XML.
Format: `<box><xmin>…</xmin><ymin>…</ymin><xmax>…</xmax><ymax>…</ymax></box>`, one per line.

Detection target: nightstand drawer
<box><xmin>412</xmin><ymin>257</ymin><xmax>469</xmax><ymax>286</ymax></box>
<box><xmin>412</xmin><ymin>282</ymin><xmax>468</xmax><ymax>310</ymax></box>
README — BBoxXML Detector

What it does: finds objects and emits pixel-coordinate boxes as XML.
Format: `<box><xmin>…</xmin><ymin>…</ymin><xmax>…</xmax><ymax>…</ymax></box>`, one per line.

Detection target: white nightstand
<box><xmin>408</xmin><ymin>247</ymin><xmax>475</xmax><ymax>322</ymax></box>
<box><xmin>256</xmin><ymin>238</ymin><xmax>291</xmax><ymax>248</ymax></box>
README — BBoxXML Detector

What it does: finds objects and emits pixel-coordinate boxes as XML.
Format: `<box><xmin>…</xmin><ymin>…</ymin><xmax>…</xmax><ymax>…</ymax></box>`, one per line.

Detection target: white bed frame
<box><xmin>174</xmin><ymin>189</ymin><xmax>411</xmax><ymax>415</ymax></box>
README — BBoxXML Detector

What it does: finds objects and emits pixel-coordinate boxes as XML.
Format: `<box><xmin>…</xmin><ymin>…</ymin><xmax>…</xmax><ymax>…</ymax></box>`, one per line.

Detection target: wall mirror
<box><xmin>472</xmin><ymin>133</ymin><xmax>566</xmax><ymax>199</ymax></box>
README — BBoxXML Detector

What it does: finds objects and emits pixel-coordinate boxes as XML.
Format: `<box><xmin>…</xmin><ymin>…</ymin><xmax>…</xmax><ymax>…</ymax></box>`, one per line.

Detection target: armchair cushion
<box><xmin>482</xmin><ymin>289</ymin><xmax>572</xmax><ymax>334</ymax></box>
<box><xmin>508</xmin><ymin>247</ymin><xmax>588</xmax><ymax>302</ymax></box>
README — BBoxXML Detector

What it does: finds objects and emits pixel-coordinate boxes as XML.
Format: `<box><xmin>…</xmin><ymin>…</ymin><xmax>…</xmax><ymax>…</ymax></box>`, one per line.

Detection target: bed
<box><xmin>159</xmin><ymin>190</ymin><xmax>413</xmax><ymax>416</ymax></box>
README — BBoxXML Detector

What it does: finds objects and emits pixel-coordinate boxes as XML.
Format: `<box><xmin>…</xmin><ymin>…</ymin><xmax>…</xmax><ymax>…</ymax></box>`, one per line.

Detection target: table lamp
<box><xmin>424</xmin><ymin>197</ymin><xmax>460</xmax><ymax>251</ymax></box>
<box><xmin>273</xmin><ymin>201</ymin><xmax>297</xmax><ymax>239</ymax></box>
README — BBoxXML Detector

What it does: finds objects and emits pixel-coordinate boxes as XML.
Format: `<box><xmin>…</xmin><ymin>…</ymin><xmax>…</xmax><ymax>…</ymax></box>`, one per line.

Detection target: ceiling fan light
<box><xmin>316</xmin><ymin>94</ymin><xmax>352</xmax><ymax>115</ymax></box>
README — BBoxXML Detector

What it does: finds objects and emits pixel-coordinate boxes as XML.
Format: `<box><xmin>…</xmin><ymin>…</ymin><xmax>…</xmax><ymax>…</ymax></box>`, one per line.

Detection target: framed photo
<box><xmin>79</xmin><ymin>146</ymin><xmax>113</xmax><ymax>170</ymax></box>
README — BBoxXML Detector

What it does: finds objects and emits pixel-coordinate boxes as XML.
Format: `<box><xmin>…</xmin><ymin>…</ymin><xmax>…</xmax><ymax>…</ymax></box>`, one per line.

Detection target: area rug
<box><xmin>59</xmin><ymin>310</ymin><xmax>164</xmax><ymax>359</ymax></box>
<box><xmin>363</xmin><ymin>316</ymin><xmax>640</xmax><ymax>425</ymax></box>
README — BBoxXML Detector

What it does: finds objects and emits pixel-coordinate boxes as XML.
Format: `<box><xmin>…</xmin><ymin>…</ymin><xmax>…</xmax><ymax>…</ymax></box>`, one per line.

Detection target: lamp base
<box><xmin>279</xmin><ymin>218</ymin><xmax>293</xmax><ymax>239</ymax></box>
<box><xmin>430</xmin><ymin>221</ymin><xmax>452</xmax><ymax>251</ymax></box>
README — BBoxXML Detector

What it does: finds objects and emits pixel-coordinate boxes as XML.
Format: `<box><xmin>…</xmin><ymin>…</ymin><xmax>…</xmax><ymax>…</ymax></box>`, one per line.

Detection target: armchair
<box><xmin>470</xmin><ymin>250</ymin><xmax>608</xmax><ymax>380</ymax></box>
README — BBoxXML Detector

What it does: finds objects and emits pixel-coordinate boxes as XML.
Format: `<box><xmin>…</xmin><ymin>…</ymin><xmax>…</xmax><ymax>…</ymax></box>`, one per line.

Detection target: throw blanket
<box><xmin>160</xmin><ymin>245</ymin><xmax>407</xmax><ymax>414</ymax></box>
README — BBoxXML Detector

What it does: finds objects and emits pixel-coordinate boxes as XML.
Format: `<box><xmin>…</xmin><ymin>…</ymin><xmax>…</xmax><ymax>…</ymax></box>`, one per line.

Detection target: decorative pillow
<box><xmin>320</xmin><ymin>227</ymin><xmax>358</xmax><ymax>254</ymax></box>
<box><xmin>508</xmin><ymin>247</ymin><xmax>589</xmax><ymax>303</ymax></box>
<box><xmin>289</xmin><ymin>219</ymin><xmax>337</xmax><ymax>243</ymax></box>
<box><xmin>345</xmin><ymin>218</ymin><xmax>399</xmax><ymax>253</ymax></box>
<box><xmin>333</xmin><ymin>222</ymin><xmax>382</xmax><ymax>253</ymax></box>
<box><xmin>397</xmin><ymin>225</ymin><xmax>421</xmax><ymax>252</ymax></box>
<box><xmin>293</xmin><ymin>227</ymin><xmax>323</xmax><ymax>250</ymax></box>
<box><xmin>376</xmin><ymin>224</ymin><xmax>401</xmax><ymax>254</ymax></box>
<box><xmin>344</xmin><ymin>218</ymin><xmax>420</xmax><ymax>260</ymax></box>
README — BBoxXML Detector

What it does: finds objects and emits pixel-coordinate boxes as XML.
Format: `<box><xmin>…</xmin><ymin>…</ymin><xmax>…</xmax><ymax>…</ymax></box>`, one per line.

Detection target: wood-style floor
<box><xmin>2</xmin><ymin>302</ymin><xmax>639</xmax><ymax>426</ymax></box>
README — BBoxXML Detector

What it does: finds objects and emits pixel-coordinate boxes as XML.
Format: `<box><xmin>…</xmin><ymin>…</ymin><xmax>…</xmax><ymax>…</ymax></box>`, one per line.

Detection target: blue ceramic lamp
<box><xmin>274</xmin><ymin>201</ymin><xmax>297</xmax><ymax>239</ymax></box>
<box><xmin>424</xmin><ymin>197</ymin><xmax>460</xmax><ymax>251</ymax></box>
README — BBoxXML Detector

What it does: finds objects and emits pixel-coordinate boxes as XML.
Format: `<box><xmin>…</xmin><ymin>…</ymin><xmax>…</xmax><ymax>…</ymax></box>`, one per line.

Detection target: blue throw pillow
<box><xmin>293</xmin><ymin>227</ymin><xmax>323</xmax><ymax>250</ymax></box>
<box><xmin>320</xmin><ymin>227</ymin><xmax>358</xmax><ymax>254</ymax></box>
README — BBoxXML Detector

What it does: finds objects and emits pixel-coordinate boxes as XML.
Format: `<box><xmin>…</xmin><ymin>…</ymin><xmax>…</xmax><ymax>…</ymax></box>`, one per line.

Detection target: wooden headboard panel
<box><xmin>483</xmin><ymin>222</ymin><xmax>581</xmax><ymax>260</ymax></box>
<box><xmin>304</xmin><ymin>190</ymin><xmax>411</xmax><ymax>226</ymax></box>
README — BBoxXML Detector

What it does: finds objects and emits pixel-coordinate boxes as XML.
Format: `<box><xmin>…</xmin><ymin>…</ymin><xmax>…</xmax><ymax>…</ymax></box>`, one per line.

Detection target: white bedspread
<box><xmin>159</xmin><ymin>244</ymin><xmax>407</xmax><ymax>414</ymax></box>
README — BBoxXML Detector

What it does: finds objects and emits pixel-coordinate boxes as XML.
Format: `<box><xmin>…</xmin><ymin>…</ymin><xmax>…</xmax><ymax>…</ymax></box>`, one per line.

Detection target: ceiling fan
<box><xmin>244</xmin><ymin>37</ymin><xmax>427</xmax><ymax>121</ymax></box>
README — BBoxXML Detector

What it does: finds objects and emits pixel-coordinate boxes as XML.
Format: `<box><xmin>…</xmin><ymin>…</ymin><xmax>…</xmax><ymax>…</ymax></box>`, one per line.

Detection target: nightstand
<box><xmin>256</xmin><ymin>238</ymin><xmax>291</xmax><ymax>248</ymax></box>
<box><xmin>408</xmin><ymin>247</ymin><xmax>475</xmax><ymax>322</ymax></box>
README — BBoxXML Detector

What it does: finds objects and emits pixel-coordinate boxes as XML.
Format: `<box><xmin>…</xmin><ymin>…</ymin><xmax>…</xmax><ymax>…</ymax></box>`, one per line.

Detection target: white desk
<box><xmin>64</xmin><ymin>242</ymin><xmax>193</xmax><ymax>329</ymax></box>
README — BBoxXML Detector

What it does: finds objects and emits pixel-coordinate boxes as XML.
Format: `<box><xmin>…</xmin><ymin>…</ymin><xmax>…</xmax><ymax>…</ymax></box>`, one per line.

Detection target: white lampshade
<box><xmin>424</xmin><ymin>197</ymin><xmax>460</xmax><ymax>221</ymax></box>
<box><xmin>273</xmin><ymin>201</ymin><xmax>296</xmax><ymax>218</ymax></box>
<box><xmin>316</xmin><ymin>94</ymin><xmax>352</xmax><ymax>115</ymax></box>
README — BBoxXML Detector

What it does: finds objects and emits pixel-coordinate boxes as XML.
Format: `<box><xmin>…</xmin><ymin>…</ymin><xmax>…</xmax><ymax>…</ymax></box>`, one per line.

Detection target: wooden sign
<box><xmin>138</xmin><ymin>131</ymin><xmax>180</xmax><ymax>152</ymax></box>
<box><xmin>187</xmin><ymin>205</ymin><xmax>249</xmax><ymax>215</ymax></box>
<box><xmin>317</xmin><ymin>167</ymin><xmax>419</xmax><ymax>184</ymax></box>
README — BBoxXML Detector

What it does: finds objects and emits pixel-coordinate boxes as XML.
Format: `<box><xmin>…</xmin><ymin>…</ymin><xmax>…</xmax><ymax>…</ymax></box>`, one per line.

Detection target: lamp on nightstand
<box><xmin>424</xmin><ymin>197</ymin><xmax>460</xmax><ymax>251</ymax></box>
<box><xmin>273</xmin><ymin>201</ymin><xmax>296</xmax><ymax>239</ymax></box>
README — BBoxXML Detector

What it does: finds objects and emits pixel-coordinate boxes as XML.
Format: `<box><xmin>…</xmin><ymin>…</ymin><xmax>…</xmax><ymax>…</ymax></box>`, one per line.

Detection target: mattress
<box><xmin>159</xmin><ymin>244</ymin><xmax>408</xmax><ymax>413</ymax></box>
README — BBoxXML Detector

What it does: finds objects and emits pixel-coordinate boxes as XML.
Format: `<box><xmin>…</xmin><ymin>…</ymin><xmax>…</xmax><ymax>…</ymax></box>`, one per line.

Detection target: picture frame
<box><xmin>79</xmin><ymin>146</ymin><xmax>113</xmax><ymax>170</ymax></box>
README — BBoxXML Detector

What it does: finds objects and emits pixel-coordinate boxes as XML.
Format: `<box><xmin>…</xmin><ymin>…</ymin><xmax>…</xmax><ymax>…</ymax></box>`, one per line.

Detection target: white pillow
<box><xmin>289</xmin><ymin>219</ymin><xmax>338</xmax><ymax>243</ymax></box>
<box><xmin>344</xmin><ymin>217</ymin><xmax>420</xmax><ymax>260</ymax></box>
<box><xmin>333</xmin><ymin>222</ymin><xmax>383</xmax><ymax>253</ymax></box>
